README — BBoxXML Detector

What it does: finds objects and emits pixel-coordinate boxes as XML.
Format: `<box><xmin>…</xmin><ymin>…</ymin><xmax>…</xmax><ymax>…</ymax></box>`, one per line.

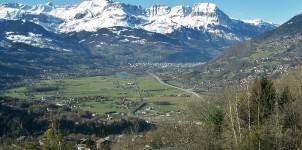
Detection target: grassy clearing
<box><xmin>6</xmin><ymin>76</ymin><xmax>138</xmax><ymax>99</ymax></box>
<box><xmin>165</xmin><ymin>80</ymin><xmax>184</xmax><ymax>88</ymax></box>
<box><xmin>249</xmin><ymin>50</ymin><xmax>273</xmax><ymax>59</ymax></box>
<box><xmin>142</xmin><ymin>97</ymin><xmax>195</xmax><ymax>112</ymax></box>
<box><xmin>80</xmin><ymin>101</ymin><xmax>127</xmax><ymax>113</ymax></box>
<box><xmin>136</xmin><ymin>76</ymin><xmax>186</xmax><ymax>97</ymax></box>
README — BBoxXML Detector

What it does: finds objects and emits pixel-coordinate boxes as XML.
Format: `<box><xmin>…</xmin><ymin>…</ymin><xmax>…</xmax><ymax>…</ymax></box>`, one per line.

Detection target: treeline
<box><xmin>146</xmin><ymin>71</ymin><xmax>302</xmax><ymax>149</ymax></box>
<box><xmin>25</xmin><ymin>84</ymin><xmax>60</xmax><ymax>92</ymax></box>
<box><xmin>58</xmin><ymin>118</ymin><xmax>150</xmax><ymax>137</ymax></box>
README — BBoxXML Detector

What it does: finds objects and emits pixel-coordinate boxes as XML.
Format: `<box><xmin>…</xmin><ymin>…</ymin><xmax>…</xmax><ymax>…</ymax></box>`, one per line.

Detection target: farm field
<box><xmin>4</xmin><ymin>72</ymin><xmax>198</xmax><ymax>113</ymax></box>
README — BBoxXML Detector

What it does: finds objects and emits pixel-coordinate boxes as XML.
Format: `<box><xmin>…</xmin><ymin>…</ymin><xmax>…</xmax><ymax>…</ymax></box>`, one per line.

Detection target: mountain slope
<box><xmin>0</xmin><ymin>1</ymin><xmax>280</xmax><ymax>89</ymax></box>
<box><xmin>0</xmin><ymin>20</ymin><xmax>110</xmax><ymax>89</ymax></box>
<box><xmin>0</xmin><ymin>0</ymin><xmax>277</xmax><ymax>58</ymax></box>
<box><xmin>181</xmin><ymin>13</ymin><xmax>302</xmax><ymax>88</ymax></box>
<box><xmin>0</xmin><ymin>18</ymin><xmax>212</xmax><ymax>89</ymax></box>
<box><xmin>63</xmin><ymin>26</ymin><xmax>212</xmax><ymax>63</ymax></box>
<box><xmin>0</xmin><ymin>1</ymin><xmax>277</xmax><ymax>35</ymax></box>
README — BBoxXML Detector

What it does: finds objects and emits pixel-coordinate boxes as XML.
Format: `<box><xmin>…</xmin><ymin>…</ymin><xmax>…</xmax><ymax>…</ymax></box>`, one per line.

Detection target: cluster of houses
<box><xmin>75</xmin><ymin>137</ymin><xmax>111</xmax><ymax>150</ymax></box>
<box><xmin>129</xmin><ymin>62</ymin><xmax>205</xmax><ymax>69</ymax></box>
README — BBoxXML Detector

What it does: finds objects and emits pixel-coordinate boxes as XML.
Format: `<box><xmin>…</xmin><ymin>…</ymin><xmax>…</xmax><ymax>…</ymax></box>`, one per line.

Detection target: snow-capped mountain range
<box><xmin>0</xmin><ymin>0</ymin><xmax>277</xmax><ymax>39</ymax></box>
<box><xmin>0</xmin><ymin>0</ymin><xmax>281</xmax><ymax>86</ymax></box>
<box><xmin>0</xmin><ymin>0</ymin><xmax>278</xmax><ymax>63</ymax></box>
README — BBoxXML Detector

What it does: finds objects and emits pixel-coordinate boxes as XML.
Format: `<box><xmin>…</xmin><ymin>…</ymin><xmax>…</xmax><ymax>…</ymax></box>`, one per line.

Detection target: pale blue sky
<box><xmin>2</xmin><ymin>0</ymin><xmax>302</xmax><ymax>24</ymax></box>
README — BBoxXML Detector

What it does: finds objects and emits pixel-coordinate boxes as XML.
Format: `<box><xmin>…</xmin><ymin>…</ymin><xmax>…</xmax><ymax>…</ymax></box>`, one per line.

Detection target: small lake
<box><xmin>115</xmin><ymin>72</ymin><xmax>129</xmax><ymax>78</ymax></box>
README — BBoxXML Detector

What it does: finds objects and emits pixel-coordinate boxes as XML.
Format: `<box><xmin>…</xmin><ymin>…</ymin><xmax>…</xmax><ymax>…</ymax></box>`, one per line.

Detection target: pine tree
<box><xmin>278</xmin><ymin>85</ymin><xmax>292</xmax><ymax>108</ymax></box>
<box><xmin>250</xmin><ymin>75</ymin><xmax>276</xmax><ymax>125</ymax></box>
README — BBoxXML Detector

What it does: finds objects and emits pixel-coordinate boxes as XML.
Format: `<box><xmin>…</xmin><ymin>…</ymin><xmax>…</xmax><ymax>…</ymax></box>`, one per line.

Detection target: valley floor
<box><xmin>3</xmin><ymin>70</ymin><xmax>200</xmax><ymax>117</ymax></box>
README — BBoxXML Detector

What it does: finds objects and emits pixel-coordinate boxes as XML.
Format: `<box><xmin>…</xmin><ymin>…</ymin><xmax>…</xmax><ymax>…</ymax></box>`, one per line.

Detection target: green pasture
<box><xmin>80</xmin><ymin>101</ymin><xmax>127</xmax><ymax>113</ymax></box>
<box><xmin>4</xmin><ymin>73</ymin><xmax>195</xmax><ymax>113</ymax></box>
<box><xmin>142</xmin><ymin>97</ymin><xmax>195</xmax><ymax>112</ymax></box>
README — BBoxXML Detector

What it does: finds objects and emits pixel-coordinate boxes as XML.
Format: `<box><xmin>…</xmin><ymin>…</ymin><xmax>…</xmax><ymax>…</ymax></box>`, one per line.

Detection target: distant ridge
<box><xmin>180</xmin><ymin>13</ymin><xmax>302</xmax><ymax>88</ymax></box>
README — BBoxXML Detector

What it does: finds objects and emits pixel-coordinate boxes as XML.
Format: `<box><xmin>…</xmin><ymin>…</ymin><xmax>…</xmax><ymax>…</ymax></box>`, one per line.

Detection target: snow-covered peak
<box><xmin>45</xmin><ymin>2</ymin><xmax>54</xmax><ymax>7</ymax></box>
<box><xmin>0</xmin><ymin>0</ymin><xmax>277</xmax><ymax>37</ymax></box>
<box><xmin>192</xmin><ymin>3</ymin><xmax>217</xmax><ymax>13</ymax></box>
<box><xmin>243</xmin><ymin>19</ymin><xmax>264</xmax><ymax>26</ymax></box>
<box><xmin>243</xmin><ymin>19</ymin><xmax>278</xmax><ymax>28</ymax></box>
<box><xmin>148</xmin><ymin>5</ymin><xmax>171</xmax><ymax>16</ymax></box>
<box><xmin>31</xmin><ymin>3</ymin><xmax>56</xmax><ymax>13</ymax></box>
<box><xmin>0</xmin><ymin>3</ymin><xmax>29</xmax><ymax>9</ymax></box>
<box><xmin>78</xmin><ymin>0</ymin><xmax>112</xmax><ymax>7</ymax></box>
<box><xmin>169</xmin><ymin>5</ymin><xmax>192</xmax><ymax>17</ymax></box>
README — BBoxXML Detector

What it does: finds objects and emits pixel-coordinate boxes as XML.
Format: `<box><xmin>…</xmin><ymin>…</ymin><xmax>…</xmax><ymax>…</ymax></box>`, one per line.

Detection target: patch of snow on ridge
<box><xmin>5</xmin><ymin>32</ymin><xmax>71</xmax><ymax>52</ymax></box>
<box><xmin>243</xmin><ymin>19</ymin><xmax>278</xmax><ymax>27</ymax></box>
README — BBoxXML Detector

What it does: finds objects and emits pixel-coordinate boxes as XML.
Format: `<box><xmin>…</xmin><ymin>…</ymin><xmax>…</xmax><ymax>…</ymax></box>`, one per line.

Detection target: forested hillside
<box><xmin>131</xmin><ymin>70</ymin><xmax>302</xmax><ymax>149</ymax></box>
<box><xmin>0</xmin><ymin>97</ymin><xmax>151</xmax><ymax>149</ymax></box>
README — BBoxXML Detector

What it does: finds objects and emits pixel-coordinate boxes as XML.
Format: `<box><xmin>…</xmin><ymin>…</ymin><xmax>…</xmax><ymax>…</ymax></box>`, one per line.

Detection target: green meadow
<box><xmin>4</xmin><ymin>73</ymin><xmax>197</xmax><ymax>113</ymax></box>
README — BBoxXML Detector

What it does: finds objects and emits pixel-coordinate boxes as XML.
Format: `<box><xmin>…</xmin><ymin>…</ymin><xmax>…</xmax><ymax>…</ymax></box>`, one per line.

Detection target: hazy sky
<box><xmin>2</xmin><ymin>0</ymin><xmax>302</xmax><ymax>24</ymax></box>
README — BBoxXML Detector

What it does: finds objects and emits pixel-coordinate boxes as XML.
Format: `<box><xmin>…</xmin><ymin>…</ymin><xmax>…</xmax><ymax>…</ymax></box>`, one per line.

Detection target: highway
<box><xmin>146</xmin><ymin>70</ymin><xmax>203</xmax><ymax>100</ymax></box>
